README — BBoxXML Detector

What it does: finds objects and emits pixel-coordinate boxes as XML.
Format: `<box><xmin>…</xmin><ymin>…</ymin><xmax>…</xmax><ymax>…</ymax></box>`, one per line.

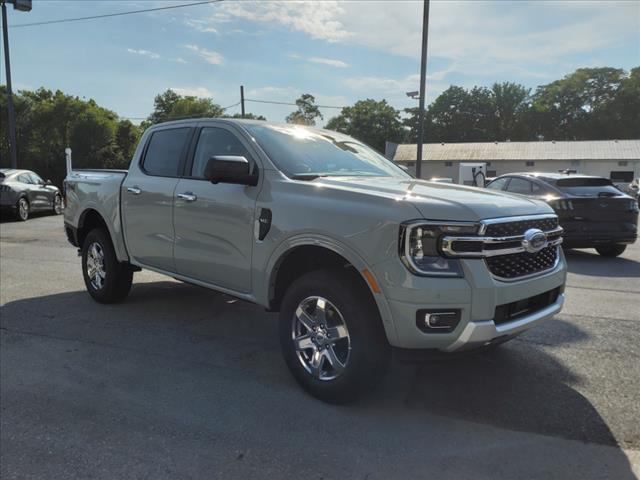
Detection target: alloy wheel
<box><xmin>18</xmin><ymin>198</ymin><xmax>28</xmax><ymax>220</ymax></box>
<box><xmin>291</xmin><ymin>296</ymin><xmax>351</xmax><ymax>381</ymax></box>
<box><xmin>86</xmin><ymin>242</ymin><xmax>106</xmax><ymax>290</ymax></box>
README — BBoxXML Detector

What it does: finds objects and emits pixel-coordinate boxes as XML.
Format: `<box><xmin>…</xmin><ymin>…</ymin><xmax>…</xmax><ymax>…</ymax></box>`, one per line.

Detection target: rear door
<box><xmin>28</xmin><ymin>172</ymin><xmax>53</xmax><ymax>210</ymax></box>
<box><xmin>505</xmin><ymin>177</ymin><xmax>534</xmax><ymax>196</ymax></box>
<box><xmin>173</xmin><ymin>124</ymin><xmax>260</xmax><ymax>293</ymax></box>
<box><xmin>121</xmin><ymin>125</ymin><xmax>193</xmax><ymax>272</ymax></box>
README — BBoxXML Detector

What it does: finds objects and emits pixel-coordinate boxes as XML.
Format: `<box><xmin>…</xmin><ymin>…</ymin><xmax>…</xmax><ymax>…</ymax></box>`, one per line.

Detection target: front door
<box><xmin>121</xmin><ymin>126</ymin><xmax>193</xmax><ymax>272</ymax></box>
<box><xmin>173</xmin><ymin>125</ymin><xmax>260</xmax><ymax>293</ymax></box>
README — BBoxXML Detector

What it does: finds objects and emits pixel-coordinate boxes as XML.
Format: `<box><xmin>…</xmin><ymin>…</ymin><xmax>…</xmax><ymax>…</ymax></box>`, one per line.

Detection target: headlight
<box><xmin>399</xmin><ymin>222</ymin><xmax>478</xmax><ymax>277</ymax></box>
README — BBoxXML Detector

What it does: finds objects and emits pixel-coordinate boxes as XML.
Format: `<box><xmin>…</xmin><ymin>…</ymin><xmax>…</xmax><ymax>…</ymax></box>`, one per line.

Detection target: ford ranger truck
<box><xmin>63</xmin><ymin>119</ymin><xmax>567</xmax><ymax>403</ymax></box>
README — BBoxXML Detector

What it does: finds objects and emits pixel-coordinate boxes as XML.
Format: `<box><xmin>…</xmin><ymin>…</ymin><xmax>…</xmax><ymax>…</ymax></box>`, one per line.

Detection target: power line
<box><xmin>4</xmin><ymin>0</ymin><xmax>223</xmax><ymax>29</ymax></box>
<box><xmin>245</xmin><ymin>98</ymin><xmax>345</xmax><ymax>109</ymax></box>
<box><xmin>122</xmin><ymin>100</ymin><xmax>241</xmax><ymax>121</ymax></box>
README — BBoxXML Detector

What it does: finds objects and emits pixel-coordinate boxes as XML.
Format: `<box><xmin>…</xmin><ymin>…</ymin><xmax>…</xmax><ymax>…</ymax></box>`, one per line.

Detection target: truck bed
<box><xmin>63</xmin><ymin>169</ymin><xmax>129</xmax><ymax>261</ymax></box>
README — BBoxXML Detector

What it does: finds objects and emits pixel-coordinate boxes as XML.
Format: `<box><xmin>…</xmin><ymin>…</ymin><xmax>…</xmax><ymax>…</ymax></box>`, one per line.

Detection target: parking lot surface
<box><xmin>1</xmin><ymin>215</ymin><xmax>639</xmax><ymax>479</ymax></box>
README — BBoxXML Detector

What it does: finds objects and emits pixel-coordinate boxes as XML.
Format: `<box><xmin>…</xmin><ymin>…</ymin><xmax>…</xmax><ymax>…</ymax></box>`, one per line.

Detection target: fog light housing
<box><xmin>416</xmin><ymin>309</ymin><xmax>461</xmax><ymax>333</ymax></box>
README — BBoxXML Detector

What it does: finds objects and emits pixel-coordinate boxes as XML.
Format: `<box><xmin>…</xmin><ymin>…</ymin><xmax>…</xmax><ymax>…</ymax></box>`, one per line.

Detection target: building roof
<box><xmin>392</xmin><ymin>140</ymin><xmax>640</xmax><ymax>162</ymax></box>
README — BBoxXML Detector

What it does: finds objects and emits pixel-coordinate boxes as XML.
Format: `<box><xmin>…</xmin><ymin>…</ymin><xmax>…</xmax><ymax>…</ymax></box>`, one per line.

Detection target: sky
<box><xmin>2</xmin><ymin>0</ymin><xmax>639</xmax><ymax>125</ymax></box>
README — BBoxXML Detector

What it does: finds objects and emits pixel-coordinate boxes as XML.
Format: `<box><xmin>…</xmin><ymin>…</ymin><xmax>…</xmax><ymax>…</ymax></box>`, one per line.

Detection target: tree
<box><xmin>145</xmin><ymin>89</ymin><xmax>224</xmax><ymax>126</ymax></box>
<box><xmin>325</xmin><ymin>99</ymin><xmax>403</xmax><ymax>152</ymax></box>
<box><xmin>0</xmin><ymin>87</ymin><xmax>141</xmax><ymax>186</ymax></box>
<box><xmin>286</xmin><ymin>94</ymin><xmax>322</xmax><ymax>126</ymax></box>
<box><xmin>491</xmin><ymin>82</ymin><xmax>530</xmax><ymax>141</ymax></box>
<box><xmin>530</xmin><ymin>67</ymin><xmax>627</xmax><ymax>140</ymax></box>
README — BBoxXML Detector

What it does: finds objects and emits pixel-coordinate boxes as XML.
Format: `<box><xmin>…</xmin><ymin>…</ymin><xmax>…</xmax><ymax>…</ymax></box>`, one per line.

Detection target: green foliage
<box><xmin>144</xmin><ymin>89</ymin><xmax>225</xmax><ymax>127</ymax></box>
<box><xmin>0</xmin><ymin>87</ymin><xmax>141</xmax><ymax>186</ymax></box>
<box><xmin>286</xmin><ymin>94</ymin><xmax>323</xmax><ymax>126</ymax></box>
<box><xmin>325</xmin><ymin>99</ymin><xmax>403</xmax><ymax>152</ymax></box>
<box><xmin>530</xmin><ymin>67</ymin><xmax>634</xmax><ymax>140</ymax></box>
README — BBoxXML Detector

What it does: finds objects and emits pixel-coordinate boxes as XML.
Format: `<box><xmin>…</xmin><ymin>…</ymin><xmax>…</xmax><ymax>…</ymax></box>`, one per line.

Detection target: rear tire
<box><xmin>16</xmin><ymin>197</ymin><xmax>29</xmax><ymax>221</ymax></box>
<box><xmin>595</xmin><ymin>244</ymin><xmax>627</xmax><ymax>257</ymax></box>
<box><xmin>279</xmin><ymin>269</ymin><xmax>390</xmax><ymax>404</ymax></box>
<box><xmin>82</xmin><ymin>228</ymin><xmax>133</xmax><ymax>303</ymax></box>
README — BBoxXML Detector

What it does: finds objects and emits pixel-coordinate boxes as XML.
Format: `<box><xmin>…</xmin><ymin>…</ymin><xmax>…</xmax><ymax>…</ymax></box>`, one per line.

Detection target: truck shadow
<box><xmin>1</xmin><ymin>280</ymin><xmax>634</xmax><ymax>478</ymax></box>
<box><xmin>564</xmin><ymin>248</ymin><xmax>640</xmax><ymax>277</ymax></box>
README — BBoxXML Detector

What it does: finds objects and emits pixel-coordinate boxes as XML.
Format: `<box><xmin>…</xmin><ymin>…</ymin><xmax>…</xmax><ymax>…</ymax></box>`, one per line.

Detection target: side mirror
<box><xmin>204</xmin><ymin>156</ymin><xmax>258</xmax><ymax>186</ymax></box>
<box><xmin>45</xmin><ymin>179</ymin><xmax>53</xmax><ymax>185</ymax></box>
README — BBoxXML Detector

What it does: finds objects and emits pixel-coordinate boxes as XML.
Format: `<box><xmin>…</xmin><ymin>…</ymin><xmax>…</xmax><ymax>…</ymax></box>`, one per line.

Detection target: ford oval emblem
<box><xmin>522</xmin><ymin>228</ymin><xmax>547</xmax><ymax>253</ymax></box>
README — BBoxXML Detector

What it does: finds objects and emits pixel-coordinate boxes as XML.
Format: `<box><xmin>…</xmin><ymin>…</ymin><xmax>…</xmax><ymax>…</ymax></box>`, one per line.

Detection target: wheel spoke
<box><xmin>294</xmin><ymin>335</ymin><xmax>314</xmax><ymax>351</ymax></box>
<box><xmin>309</xmin><ymin>349</ymin><xmax>323</xmax><ymax>378</ymax></box>
<box><xmin>314</xmin><ymin>298</ymin><xmax>327</xmax><ymax>324</ymax></box>
<box><xmin>296</xmin><ymin>306</ymin><xmax>316</xmax><ymax>331</ymax></box>
<box><xmin>323</xmin><ymin>346</ymin><xmax>345</xmax><ymax>375</ymax></box>
<box><xmin>327</xmin><ymin>325</ymin><xmax>349</xmax><ymax>341</ymax></box>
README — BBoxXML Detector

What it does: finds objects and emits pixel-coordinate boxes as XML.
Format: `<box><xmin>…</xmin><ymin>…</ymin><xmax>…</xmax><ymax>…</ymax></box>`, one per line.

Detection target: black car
<box><xmin>486</xmin><ymin>172</ymin><xmax>639</xmax><ymax>257</ymax></box>
<box><xmin>0</xmin><ymin>169</ymin><xmax>63</xmax><ymax>221</ymax></box>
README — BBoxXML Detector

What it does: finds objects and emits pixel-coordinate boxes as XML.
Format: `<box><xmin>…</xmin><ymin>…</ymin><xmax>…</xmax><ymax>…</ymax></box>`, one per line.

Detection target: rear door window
<box><xmin>18</xmin><ymin>174</ymin><xmax>33</xmax><ymax>184</ymax></box>
<box><xmin>486</xmin><ymin>177</ymin><xmax>509</xmax><ymax>190</ymax></box>
<box><xmin>142</xmin><ymin>128</ymin><xmax>191</xmax><ymax>177</ymax></box>
<box><xmin>505</xmin><ymin>178</ymin><xmax>532</xmax><ymax>195</ymax></box>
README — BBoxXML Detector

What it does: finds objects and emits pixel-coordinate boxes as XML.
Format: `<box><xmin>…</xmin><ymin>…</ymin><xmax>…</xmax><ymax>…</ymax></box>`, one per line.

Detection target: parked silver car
<box><xmin>63</xmin><ymin>119</ymin><xmax>567</xmax><ymax>403</ymax></box>
<box><xmin>0</xmin><ymin>168</ymin><xmax>63</xmax><ymax>221</ymax></box>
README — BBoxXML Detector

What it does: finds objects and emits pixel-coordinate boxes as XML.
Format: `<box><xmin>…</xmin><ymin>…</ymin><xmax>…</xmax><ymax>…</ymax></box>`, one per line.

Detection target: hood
<box><xmin>315</xmin><ymin>176</ymin><xmax>553</xmax><ymax>222</ymax></box>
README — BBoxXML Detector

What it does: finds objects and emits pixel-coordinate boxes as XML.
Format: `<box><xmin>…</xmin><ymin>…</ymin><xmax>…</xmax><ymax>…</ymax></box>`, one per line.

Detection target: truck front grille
<box><xmin>483</xmin><ymin>217</ymin><xmax>558</xmax><ymax>237</ymax></box>
<box><xmin>486</xmin><ymin>245</ymin><xmax>559</xmax><ymax>280</ymax></box>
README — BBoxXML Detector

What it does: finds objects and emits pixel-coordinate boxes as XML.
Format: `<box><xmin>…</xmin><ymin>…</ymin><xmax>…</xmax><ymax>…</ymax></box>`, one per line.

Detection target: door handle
<box><xmin>177</xmin><ymin>192</ymin><xmax>197</xmax><ymax>202</ymax></box>
<box><xmin>127</xmin><ymin>186</ymin><xmax>142</xmax><ymax>195</ymax></box>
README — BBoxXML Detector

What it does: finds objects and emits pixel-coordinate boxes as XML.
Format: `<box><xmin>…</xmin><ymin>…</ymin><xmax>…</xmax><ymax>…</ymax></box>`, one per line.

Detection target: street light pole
<box><xmin>415</xmin><ymin>0</ymin><xmax>430</xmax><ymax>180</ymax></box>
<box><xmin>1</xmin><ymin>1</ymin><xmax>18</xmax><ymax>169</ymax></box>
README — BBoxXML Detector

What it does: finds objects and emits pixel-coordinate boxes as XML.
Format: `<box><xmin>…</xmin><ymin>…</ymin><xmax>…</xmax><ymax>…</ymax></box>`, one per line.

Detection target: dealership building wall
<box><xmin>386</xmin><ymin>140</ymin><xmax>640</xmax><ymax>184</ymax></box>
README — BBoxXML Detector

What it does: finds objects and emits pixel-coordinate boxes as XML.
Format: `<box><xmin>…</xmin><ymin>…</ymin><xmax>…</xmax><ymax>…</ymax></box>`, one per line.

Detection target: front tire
<box><xmin>595</xmin><ymin>244</ymin><xmax>627</xmax><ymax>257</ymax></box>
<box><xmin>82</xmin><ymin>228</ymin><xmax>133</xmax><ymax>303</ymax></box>
<box><xmin>16</xmin><ymin>197</ymin><xmax>29</xmax><ymax>221</ymax></box>
<box><xmin>279</xmin><ymin>269</ymin><xmax>390</xmax><ymax>404</ymax></box>
<box><xmin>52</xmin><ymin>194</ymin><xmax>63</xmax><ymax>215</ymax></box>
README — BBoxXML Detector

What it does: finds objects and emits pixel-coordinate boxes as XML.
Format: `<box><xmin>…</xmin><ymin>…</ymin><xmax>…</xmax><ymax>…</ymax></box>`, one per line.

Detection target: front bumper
<box><xmin>373</xmin><ymin>248</ymin><xmax>567</xmax><ymax>351</ymax></box>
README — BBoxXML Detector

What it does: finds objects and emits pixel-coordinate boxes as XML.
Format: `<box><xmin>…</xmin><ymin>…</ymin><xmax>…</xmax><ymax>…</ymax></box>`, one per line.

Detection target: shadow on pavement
<box><xmin>1</xmin><ymin>280</ymin><xmax>635</xmax><ymax>478</ymax></box>
<box><xmin>564</xmin><ymin>248</ymin><xmax>640</xmax><ymax>277</ymax></box>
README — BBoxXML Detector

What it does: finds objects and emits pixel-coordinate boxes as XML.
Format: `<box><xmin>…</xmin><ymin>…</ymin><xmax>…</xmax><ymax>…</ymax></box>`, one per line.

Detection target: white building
<box><xmin>386</xmin><ymin>140</ymin><xmax>640</xmax><ymax>183</ymax></box>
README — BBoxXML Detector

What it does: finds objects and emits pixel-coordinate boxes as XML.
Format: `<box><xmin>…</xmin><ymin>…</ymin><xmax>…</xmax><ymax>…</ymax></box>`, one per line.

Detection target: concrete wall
<box><xmin>400</xmin><ymin>159</ymin><xmax>640</xmax><ymax>183</ymax></box>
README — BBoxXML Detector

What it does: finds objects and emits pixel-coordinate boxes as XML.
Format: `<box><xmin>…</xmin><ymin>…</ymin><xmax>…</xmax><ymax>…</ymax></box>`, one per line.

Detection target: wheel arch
<box><xmin>265</xmin><ymin>238</ymin><xmax>398</xmax><ymax>345</ymax></box>
<box><xmin>76</xmin><ymin>208</ymin><xmax>129</xmax><ymax>262</ymax></box>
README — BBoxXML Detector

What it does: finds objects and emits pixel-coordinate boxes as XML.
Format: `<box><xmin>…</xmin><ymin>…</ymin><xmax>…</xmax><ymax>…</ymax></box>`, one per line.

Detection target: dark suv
<box><xmin>486</xmin><ymin>172</ymin><xmax>639</xmax><ymax>257</ymax></box>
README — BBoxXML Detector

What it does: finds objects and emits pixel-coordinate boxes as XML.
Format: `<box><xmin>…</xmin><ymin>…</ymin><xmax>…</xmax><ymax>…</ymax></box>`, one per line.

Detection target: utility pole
<box><xmin>1</xmin><ymin>0</ymin><xmax>31</xmax><ymax>169</ymax></box>
<box><xmin>415</xmin><ymin>0</ymin><xmax>430</xmax><ymax>180</ymax></box>
<box><xmin>240</xmin><ymin>85</ymin><xmax>245</xmax><ymax>119</ymax></box>
<box><xmin>2</xmin><ymin>1</ymin><xmax>17</xmax><ymax>168</ymax></box>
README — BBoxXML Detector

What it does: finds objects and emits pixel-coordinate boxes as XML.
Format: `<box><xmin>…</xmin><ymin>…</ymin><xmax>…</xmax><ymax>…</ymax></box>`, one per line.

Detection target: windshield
<box><xmin>244</xmin><ymin>123</ymin><xmax>410</xmax><ymax>179</ymax></box>
<box><xmin>554</xmin><ymin>177</ymin><xmax>623</xmax><ymax>197</ymax></box>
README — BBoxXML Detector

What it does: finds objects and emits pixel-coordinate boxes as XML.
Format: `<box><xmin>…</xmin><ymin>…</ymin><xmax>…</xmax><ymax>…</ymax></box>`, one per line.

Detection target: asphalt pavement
<box><xmin>1</xmin><ymin>214</ymin><xmax>639</xmax><ymax>479</ymax></box>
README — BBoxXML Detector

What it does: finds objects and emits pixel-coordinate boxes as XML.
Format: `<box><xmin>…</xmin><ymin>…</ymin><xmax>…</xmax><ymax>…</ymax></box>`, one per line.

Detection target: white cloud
<box><xmin>170</xmin><ymin>86</ymin><xmax>214</xmax><ymax>98</ymax></box>
<box><xmin>289</xmin><ymin>53</ymin><xmax>350</xmax><ymax>68</ymax></box>
<box><xmin>217</xmin><ymin>0</ymin><xmax>351</xmax><ymax>42</ymax></box>
<box><xmin>127</xmin><ymin>48</ymin><xmax>160</xmax><ymax>59</ymax></box>
<box><xmin>174</xmin><ymin>57</ymin><xmax>187</xmax><ymax>64</ymax></box>
<box><xmin>201</xmin><ymin>0</ymin><xmax>638</xmax><ymax>83</ymax></box>
<box><xmin>183</xmin><ymin>44</ymin><xmax>224</xmax><ymax>65</ymax></box>
<box><xmin>184</xmin><ymin>18</ymin><xmax>219</xmax><ymax>34</ymax></box>
<box><xmin>308</xmin><ymin>57</ymin><xmax>350</xmax><ymax>68</ymax></box>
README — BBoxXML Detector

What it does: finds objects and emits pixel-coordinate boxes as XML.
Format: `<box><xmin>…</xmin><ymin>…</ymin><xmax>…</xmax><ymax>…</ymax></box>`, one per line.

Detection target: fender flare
<box><xmin>262</xmin><ymin>232</ymin><xmax>399</xmax><ymax>344</ymax></box>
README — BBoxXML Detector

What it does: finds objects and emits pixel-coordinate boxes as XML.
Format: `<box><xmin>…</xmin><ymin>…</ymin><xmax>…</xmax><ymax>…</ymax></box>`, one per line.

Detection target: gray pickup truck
<box><xmin>64</xmin><ymin>119</ymin><xmax>567</xmax><ymax>403</ymax></box>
